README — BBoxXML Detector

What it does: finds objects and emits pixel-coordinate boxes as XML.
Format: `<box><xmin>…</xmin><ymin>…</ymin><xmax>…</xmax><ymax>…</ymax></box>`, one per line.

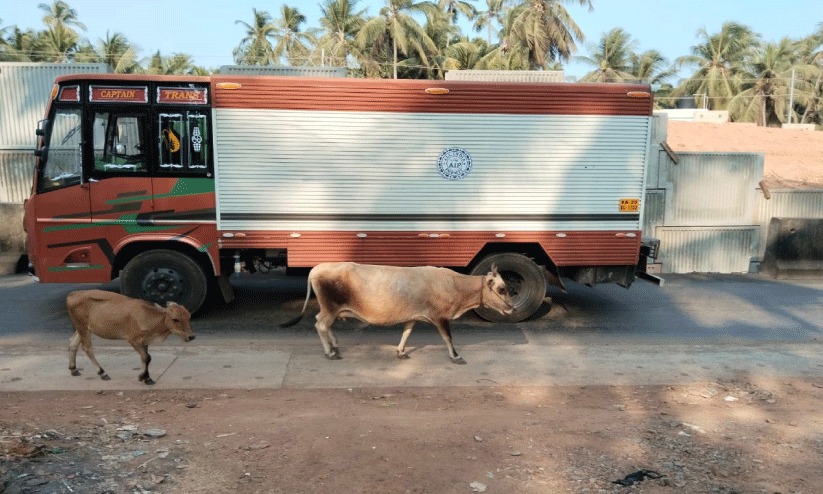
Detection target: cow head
<box><xmin>482</xmin><ymin>265</ymin><xmax>514</xmax><ymax>315</ymax></box>
<box><xmin>163</xmin><ymin>302</ymin><xmax>195</xmax><ymax>342</ymax></box>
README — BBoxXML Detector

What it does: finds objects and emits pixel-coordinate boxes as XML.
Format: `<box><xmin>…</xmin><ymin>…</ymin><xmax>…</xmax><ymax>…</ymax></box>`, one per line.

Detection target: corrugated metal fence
<box><xmin>0</xmin><ymin>63</ymin><xmax>108</xmax><ymax>204</ymax></box>
<box><xmin>646</xmin><ymin>114</ymin><xmax>823</xmax><ymax>274</ymax></box>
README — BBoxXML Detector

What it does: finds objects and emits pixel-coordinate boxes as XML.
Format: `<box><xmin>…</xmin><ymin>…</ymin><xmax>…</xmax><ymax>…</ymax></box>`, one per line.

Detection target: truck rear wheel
<box><xmin>121</xmin><ymin>250</ymin><xmax>208</xmax><ymax>314</ymax></box>
<box><xmin>471</xmin><ymin>253</ymin><xmax>547</xmax><ymax>323</ymax></box>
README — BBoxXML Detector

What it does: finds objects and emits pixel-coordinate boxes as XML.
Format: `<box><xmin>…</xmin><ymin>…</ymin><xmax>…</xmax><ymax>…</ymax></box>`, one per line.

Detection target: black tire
<box><xmin>471</xmin><ymin>253</ymin><xmax>547</xmax><ymax>323</ymax></box>
<box><xmin>120</xmin><ymin>250</ymin><xmax>208</xmax><ymax>314</ymax></box>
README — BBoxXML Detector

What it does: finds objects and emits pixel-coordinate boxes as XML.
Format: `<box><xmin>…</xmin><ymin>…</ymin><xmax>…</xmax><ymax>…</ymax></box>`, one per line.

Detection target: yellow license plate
<box><xmin>619</xmin><ymin>198</ymin><xmax>640</xmax><ymax>212</ymax></box>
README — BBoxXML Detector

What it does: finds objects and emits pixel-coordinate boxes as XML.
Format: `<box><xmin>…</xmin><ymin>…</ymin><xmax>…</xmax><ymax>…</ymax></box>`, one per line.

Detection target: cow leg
<box><xmin>131</xmin><ymin>343</ymin><xmax>155</xmax><ymax>385</ymax></box>
<box><xmin>396</xmin><ymin>321</ymin><xmax>416</xmax><ymax>359</ymax></box>
<box><xmin>70</xmin><ymin>330</ymin><xmax>110</xmax><ymax>380</ymax></box>
<box><xmin>433</xmin><ymin>319</ymin><xmax>466</xmax><ymax>364</ymax></box>
<box><xmin>68</xmin><ymin>331</ymin><xmax>82</xmax><ymax>376</ymax></box>
<box><xmin>315</xmin><ymin>313</ymin><xmax>341</xmax><ymax>360</ymax></box>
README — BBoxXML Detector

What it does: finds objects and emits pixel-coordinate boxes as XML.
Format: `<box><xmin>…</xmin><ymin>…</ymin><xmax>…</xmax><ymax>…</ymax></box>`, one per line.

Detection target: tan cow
<box><xmin>281</xmin><ymin>262</ymin><xmax>514</xmax><ymax>364</ymax></box>
<box><xmin>66</xmin><ymin>289</ymin><xmax>194</xmax><ymax>385</ymax></box>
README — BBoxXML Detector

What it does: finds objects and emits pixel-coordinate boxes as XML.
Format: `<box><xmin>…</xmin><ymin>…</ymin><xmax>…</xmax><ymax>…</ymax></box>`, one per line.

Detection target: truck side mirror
<box><xmin>35</xmin><ymin>118</ymin><xmax>48</xmax><ymax>136</ymax></box>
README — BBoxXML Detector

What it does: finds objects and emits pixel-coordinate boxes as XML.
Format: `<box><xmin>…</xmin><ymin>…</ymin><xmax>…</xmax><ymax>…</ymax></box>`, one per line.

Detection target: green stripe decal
<box><xmin>48</xmin><ymin>264</ymin><xmax>105</xmax><ymax>272</ymax></box>
<box><xmin>44</xmin><ymin>216</ymin><xmax>181</xmax><ymax>233</ymax></box>
<box><xmin>106</xmin><ymin>178</ymin><xmax>214</xmax><ymax>205</ymax></box>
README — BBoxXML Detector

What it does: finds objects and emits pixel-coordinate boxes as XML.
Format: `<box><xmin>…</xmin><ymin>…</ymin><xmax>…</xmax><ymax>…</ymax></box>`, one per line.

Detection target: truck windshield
<box><xmin>38</xmin><ymin>108</ymin><xmax>82</xmax><ymax>192</ymax></box>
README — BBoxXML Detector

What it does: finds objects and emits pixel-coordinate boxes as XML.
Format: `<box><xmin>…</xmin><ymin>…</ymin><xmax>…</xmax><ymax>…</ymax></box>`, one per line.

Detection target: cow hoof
<box><xmin>451</xmin><ymin>356</ymin><xmax>467</xmax><ymax>365</ymax></box>
<box><xmin>100</xmin><ymin>374</ymin><xmax>111</xmax><ymax>380</ymax></box>
<box><xmin>327</xmin><ymin>353</ymin><xmax>342</xmax><ymax>360</ymax></box>
<box><xmin>143</xmin><ymin>378</ymin><xmax>156</xmax><ymax>385</ymax></box>
<box><xmin>397</xmin><ymin>353</ymin><xmax>410</xmax><ymax>360</ymax></box>
<box><xmin>70</xmin><ymin>369</ymin><xmax>80</xmax><ymax>376</ymax></box>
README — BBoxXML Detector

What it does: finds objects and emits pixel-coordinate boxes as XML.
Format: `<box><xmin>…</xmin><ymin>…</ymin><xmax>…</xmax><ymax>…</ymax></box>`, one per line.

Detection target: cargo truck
<box><xmin>23</xmin><ymin>73</ymin><xmax>660</xmax><ymax>322</ymax></box>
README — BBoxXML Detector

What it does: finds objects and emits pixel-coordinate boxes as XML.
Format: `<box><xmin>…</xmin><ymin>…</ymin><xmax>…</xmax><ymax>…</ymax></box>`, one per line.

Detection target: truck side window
<box><xmin>159</xmin><ymin>111</ymin><xmax>210</xmax><ymax>172</ymax></box>
<box><xmin>39</xmin><ymin>108</ymin><xmax>83</xmax><ymax>192</ymax></box>
<box><xmin>93</xmin><ymin>112</ymin><xmax>147</xmax><ymax>174</ymax></box>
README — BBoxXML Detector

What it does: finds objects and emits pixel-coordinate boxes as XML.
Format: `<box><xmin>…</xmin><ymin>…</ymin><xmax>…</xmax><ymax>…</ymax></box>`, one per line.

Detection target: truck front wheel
<box><xmin>121</xmin><ymin>250</ymin><xmax>208</xmax><ymax>314</ymax></box>
<box><xmin>471</xmin><ymin>253</ymin><xmax>547</xmax><ymax>323</ymax></box>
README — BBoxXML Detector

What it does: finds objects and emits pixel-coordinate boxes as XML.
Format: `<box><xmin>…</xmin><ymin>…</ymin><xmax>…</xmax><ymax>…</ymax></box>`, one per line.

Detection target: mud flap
<box><xmin>216</xmin><ymin>274</ymin><xmax>235</xmax><ymax>303</ymax></box>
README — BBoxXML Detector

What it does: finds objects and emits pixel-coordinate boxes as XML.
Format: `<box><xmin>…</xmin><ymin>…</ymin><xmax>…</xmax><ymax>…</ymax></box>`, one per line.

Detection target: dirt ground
<box><xmin>3</xmin><ymin>378</ymin><xmax>823</xmax><ymax>493</ymax></box>
<box><xmin>667</xmin><ymin>121</ymin><xmax>823</xmax><ymax>189</ymax></box>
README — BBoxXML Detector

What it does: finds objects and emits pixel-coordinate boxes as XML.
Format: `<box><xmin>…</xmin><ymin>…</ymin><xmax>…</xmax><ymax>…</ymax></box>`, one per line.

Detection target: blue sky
<box><xmin>3</xmin><ymin>0</ymin><xmax>821</xmax><ymax>80</ymax></box>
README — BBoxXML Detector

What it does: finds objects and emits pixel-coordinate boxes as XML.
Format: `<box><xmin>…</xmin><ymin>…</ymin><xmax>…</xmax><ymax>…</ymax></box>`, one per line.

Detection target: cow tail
<box><xmin>280</xmin><ymin>273</ymin><xmax>314</xmax><ymax>327</ymax></box>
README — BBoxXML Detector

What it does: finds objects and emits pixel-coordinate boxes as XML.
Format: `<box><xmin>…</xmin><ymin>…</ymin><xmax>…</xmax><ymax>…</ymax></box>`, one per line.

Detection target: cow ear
<box><xmin>166</xmin><ymin>301</ymin><xmax>178</xmax><ymax>308</ymax></box>
<box><xmin>486</xmin><ymin>277</ymin><xmax>494</xmax><ymax>289</ymax></box>
<box><xmin>154</xmin><ymin>303</ymin><xmax>164</xmax><ymax>309</ymax></box>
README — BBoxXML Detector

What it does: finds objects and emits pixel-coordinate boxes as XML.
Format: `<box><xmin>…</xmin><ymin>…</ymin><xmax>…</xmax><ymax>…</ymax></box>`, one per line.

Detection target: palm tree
<box><xmin>437</xmin><ymin>0</ymin><xmax>478</xmax><ymax>25</ymax></box>
<box><xmin>729</xmin><ymin>38</ymin><xmax>815</xmax><ymax>126</ymax></box>
<box><xmin>506</xmin><ymin>0</ymin><xmax>592</xmax><ymax>69</ymax></box>
<box><xmin>38</xmin><ymin>1</ymin><xmax>86</xmax><ymax>32</ymax></box>
<box><xmin>405</xmin><ymin>7</ymin><xmax>464</xmax><ymax>78</ymax></box>
<box><xmin>445</xmin><ymin>38</ymin><xmax>489</xmax><ymax>68</ymax></box>
<box><xmin>36</xmin><ymin>0</ymin><xmax>86</xmax><ymax>62</ymax></box>
<box><xmin>315</xmin><ymin>0</ymin><xmax>367</xmax><ymax>69</ymax></box>
<box><xmin>429</xmin><ymin>38</ymin><xmax>491</xmax><ymax>76</ymax></box>
<box><xmin>145</xmin><ymin>51</ymin><xmax>200</xmax><ymax>75</ymax></box>
<box><xmin>577</xmin><ymin>28</ymin><xmax>637</xmax><ymax>83</ymax></box>
<box><xmin>630</xmin><ymin>49</ymin><xmax>675</xmax><ymax>85</ymax></box>
<box><xmin>474</xmin><ymin>9</ymin><xmax>530</xmax><ymax>70</ymax></box>
<box><xmin>424</xmin><ymin>4</ymin><xmax>462</xmax><ymax>50</ymax></box>
<box><xmin>356</xmin><ymin>0</ymin><xmax>438</xmax><ymax>79</ymax></box>
<box><xmin>98</xmin><ymin>32</ymin><xmax>140</xmax><ymax>73</ymax></box>
<box><xmin>795</xmin><ymin>23</ymin><xmax>823</xmax><ymax>126</ymax></box>
<box><xmin>1</xmin><ymin>27</ymin><xmax>37</xmax><ymax>61</ymax></box>
<box><xmin>672</xmin><ymin>22</ymin><xmax>758</xmax><ymax>110</ymax></box>
<box><xmin>234</xmin><ymin>8</ymin><xmax>277</xmax><ymax>65</ymax></box>
<box><xmin>0</xmin><ymin>19</ymin><xmax>10</xmax><ymax>60</ymax></box>
<box><xmin>473</xmin><ymin>0</ymin><xmax>508</xmax><ymax>44</ymax></box>
<box><xmin>271</xmin><ymin>5</ymin><xmax>317</xmax><ymax>66</ymax></box>
<box><xmin>73</xmin><ymin>31</ymin><xmax>140</xmax><ymax>72</ymax></box>
<box><xmin>37</xmin><ymin>23</ymin><xmax>79</xmax><ymax>62</ymax></box>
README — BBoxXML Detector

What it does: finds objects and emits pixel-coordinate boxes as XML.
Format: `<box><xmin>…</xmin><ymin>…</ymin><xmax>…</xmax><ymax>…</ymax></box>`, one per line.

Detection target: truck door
<box><xmin>27</xmin><ymin>107</ymin><xmax>96</xmax><ymax>282</ymax></box>
<box><xmin>88</xmin><ymin>110</ymin><xmax>154</xmax><ymax>223</ymax></box>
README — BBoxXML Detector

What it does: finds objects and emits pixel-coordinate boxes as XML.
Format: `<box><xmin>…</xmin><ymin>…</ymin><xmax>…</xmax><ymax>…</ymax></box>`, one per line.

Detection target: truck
<box><xmin>23</xmin><ymin>73</ymin><xmax>660</xmax><ymax>322</ymax></box>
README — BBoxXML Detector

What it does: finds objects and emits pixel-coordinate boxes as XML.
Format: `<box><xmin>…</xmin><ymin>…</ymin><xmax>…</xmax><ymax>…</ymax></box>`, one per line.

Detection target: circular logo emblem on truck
<box><xmin>437</xmin><ymin>147</ymin><xmax>472</xmax><ymax>180</ymax></box>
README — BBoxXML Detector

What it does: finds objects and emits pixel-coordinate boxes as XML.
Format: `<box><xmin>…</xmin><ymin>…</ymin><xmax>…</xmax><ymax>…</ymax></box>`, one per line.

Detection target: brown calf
<box><xmin>281</xmin><ymin>262</ymin><xmax>514</xmax><ymax>363</ymax></box>
<box><xmin>67</xmin><ymin>289</ymin><xmax>194</xmax><ymax>385</ymax></box>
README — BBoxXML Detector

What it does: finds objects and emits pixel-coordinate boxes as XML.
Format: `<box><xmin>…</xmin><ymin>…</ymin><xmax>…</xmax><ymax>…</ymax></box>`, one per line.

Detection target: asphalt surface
<box><xmin>1</xmin><ymin>271</ymin><xmax>822</xmax><ymax>391</ymax></box>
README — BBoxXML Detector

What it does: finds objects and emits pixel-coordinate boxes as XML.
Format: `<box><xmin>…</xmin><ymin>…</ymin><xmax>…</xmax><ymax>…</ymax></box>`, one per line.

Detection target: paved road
<box><xmin>1</xmin><ymin>271</ymin><xmax>822</xmax><ymax>391</ymax></box>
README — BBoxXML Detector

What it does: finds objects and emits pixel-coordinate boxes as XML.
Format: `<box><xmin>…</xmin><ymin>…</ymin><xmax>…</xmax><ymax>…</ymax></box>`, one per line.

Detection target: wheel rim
<box><xmin>140</xmin><ymin>267</ymin><xmax>184</xmax><ymax>303</ymax></box>
<box><xmin>500</xmin><ymin>269</ymin><xmax>528</xmax><ymax>311</ymax></box>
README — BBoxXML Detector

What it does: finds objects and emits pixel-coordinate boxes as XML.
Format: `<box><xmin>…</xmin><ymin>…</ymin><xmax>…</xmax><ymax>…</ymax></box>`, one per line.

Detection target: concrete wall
<box><xmin>0</xmin><ymin>203</ymin><xmax>25</xmax><ymax>274</ymax></box>
<box><xmin>761</xmin><ymin>218</ymin><xmax>823</xmax><ymax>278</ymax></box>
